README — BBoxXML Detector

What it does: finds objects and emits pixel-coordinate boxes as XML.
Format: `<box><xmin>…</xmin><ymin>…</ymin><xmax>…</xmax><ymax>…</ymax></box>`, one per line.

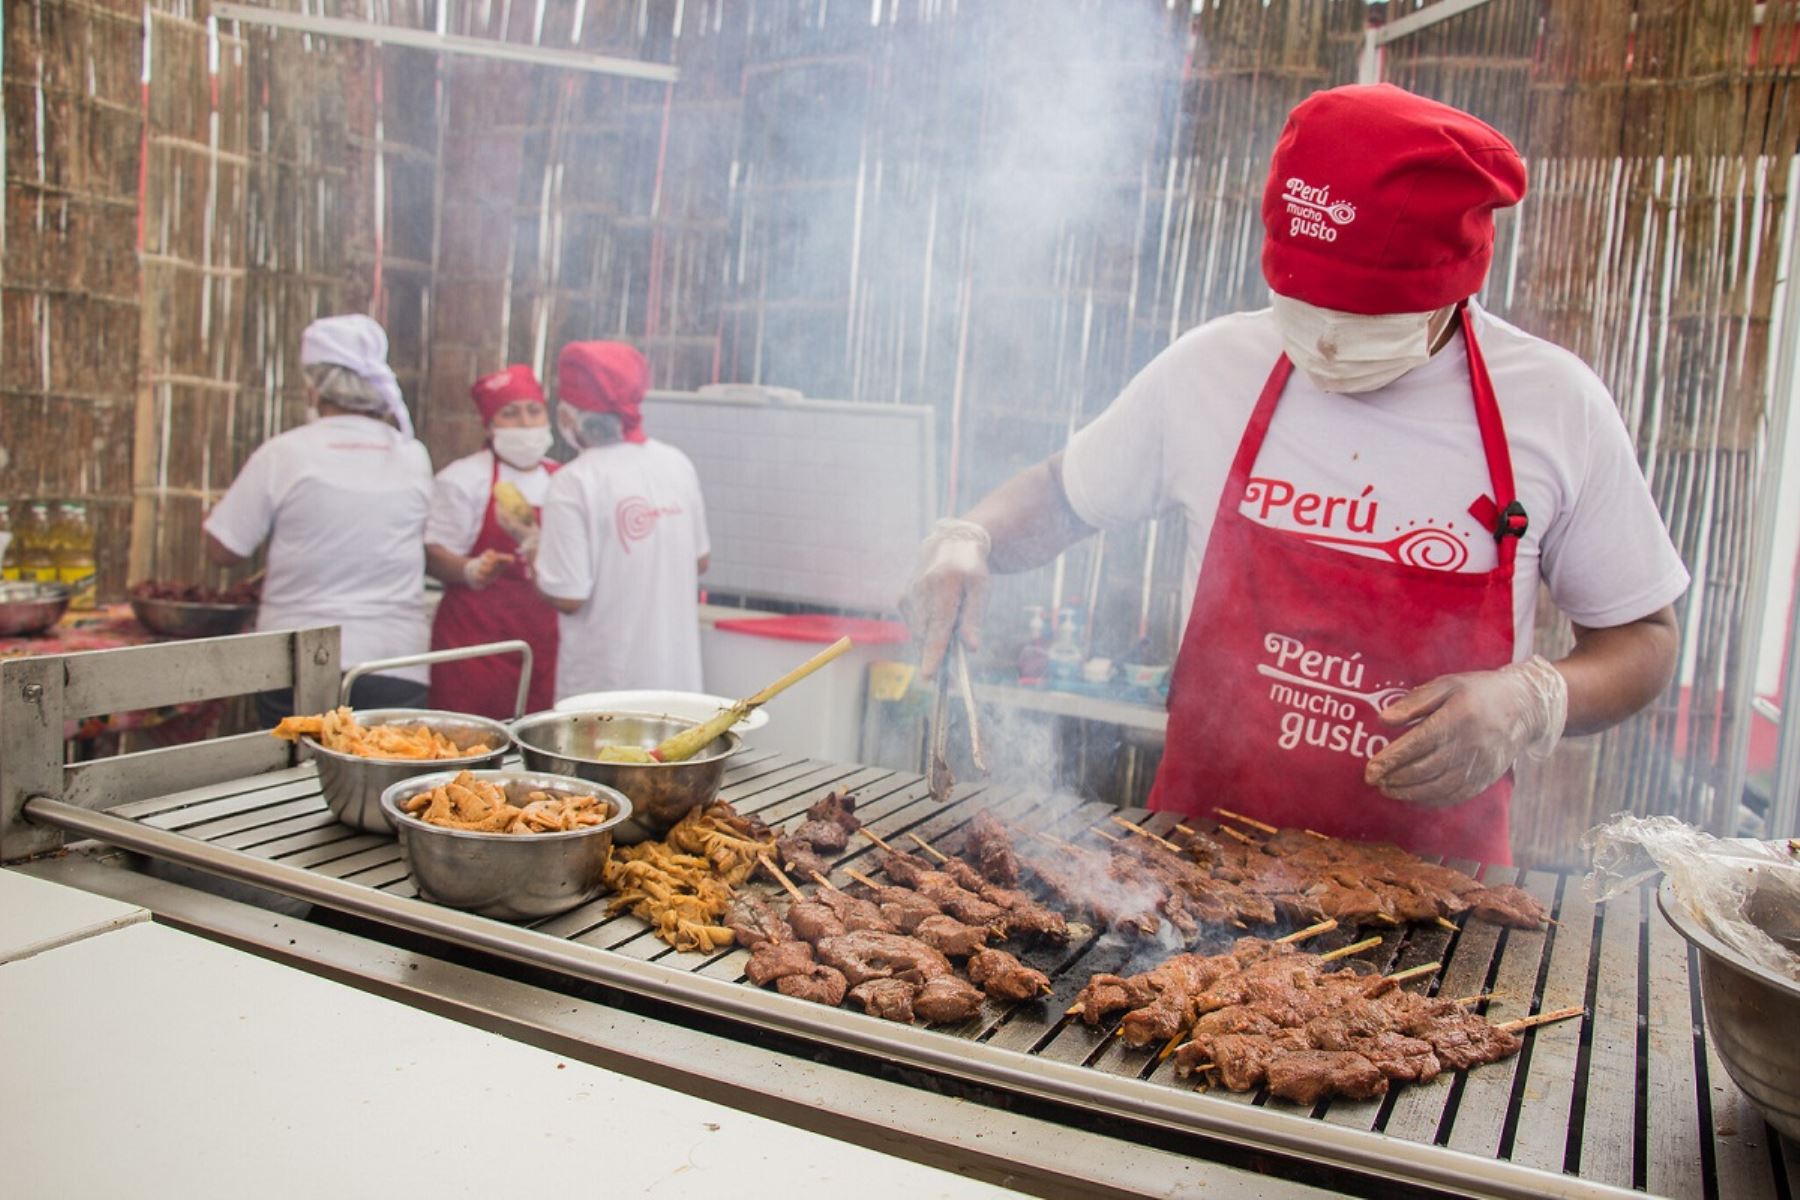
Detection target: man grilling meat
<box><xmin>904</xmin><ymin>84</ymin><xmax>1688</xmax><ymax>865</ymax></box>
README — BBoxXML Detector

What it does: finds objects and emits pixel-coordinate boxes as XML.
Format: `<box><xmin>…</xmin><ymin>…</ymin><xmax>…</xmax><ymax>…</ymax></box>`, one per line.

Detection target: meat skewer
<box><xmin>1167</xmin><ymin>977</ymin><xmax>1576</xmax><ymax>1102</ymax></box>
<box><xmin>738</xmin><ymin>859</ymin><xmax>848</xmax><ymax>1006</ymax></box>
<box><xmin>960</xmin><ymin>811</ymin><xmax>1021</xmax><ymax>887</ymax></box>
<box><xmin>906</xmin><ymin>828</ymin><xmax>1069</xmax><ymax>942</ymax></box>
<box><xmin>967</xmin><ymin>947</ymin><xmax>1052</xmax><ymax>1002</ymax></box>
<box><xmin>842</xmin><ymin>866</ymin><xmax>991</xmax><ymax>956</ymax></box>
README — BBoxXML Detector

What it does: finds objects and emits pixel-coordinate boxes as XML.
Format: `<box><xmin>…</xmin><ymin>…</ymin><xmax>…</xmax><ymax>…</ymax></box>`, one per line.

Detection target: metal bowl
<box><xmin>130</xmin><ymin>596</ymin><xmax>257</xmax><ymax>639</ymax></box>
<box><xmin>1658</xmin><ymin>875</ymin><xmax>1800</xmax><ymax>1140</ymax></box>
<box><xmin>302</xmin><ymin>709</ymin><xmax>511</xmax><ymax>835</ymax></box>
<box><xmin>380</xmin><ymin>769</ymin><xmax>632</xmax><ymax>921</ymax></box>
<box><xmin>0</xmin><ymin>582</ymin><xmax>71</xmax><ymax>637</ymax></box>
<box><xmin>509</xmin><ymin>710</ymin><xmax>741</xmax><ymax>844</ymax></box>
<box><xmin>553</xmin><ymin>688</ymin><xmax>771</xmax><ymax>735</ymax></box>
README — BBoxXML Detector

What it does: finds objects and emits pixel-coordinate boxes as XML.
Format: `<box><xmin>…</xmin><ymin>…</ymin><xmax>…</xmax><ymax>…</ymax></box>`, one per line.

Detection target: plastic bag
<box><xmin>1583</xmin><ymin>813</ymin><xmax>1800</xmax><ymax>983</ymax></box>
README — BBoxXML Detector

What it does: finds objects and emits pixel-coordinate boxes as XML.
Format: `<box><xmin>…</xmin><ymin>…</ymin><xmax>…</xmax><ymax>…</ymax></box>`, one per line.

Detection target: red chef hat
<box><xmin>469</xmin><ymin>365</ymin><xmax>545</xmax><ymax>424</ymax></box>
<box><xmin>1261</xmin><ymin>84</ymin><xmax>1526</xmax><ymax>315</ymax></box>
<box><xmin>556</xmin><ymin>341</ymin><xmax>649</xmax><ymax>444</ymax></box>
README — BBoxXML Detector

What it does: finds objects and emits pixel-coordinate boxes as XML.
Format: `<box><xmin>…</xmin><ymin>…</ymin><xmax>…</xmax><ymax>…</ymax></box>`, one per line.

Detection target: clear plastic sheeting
<box><xmin>1584</xmin><ymin>814</ymin><xmax>1800</xmax><ymax>982</ymax></box>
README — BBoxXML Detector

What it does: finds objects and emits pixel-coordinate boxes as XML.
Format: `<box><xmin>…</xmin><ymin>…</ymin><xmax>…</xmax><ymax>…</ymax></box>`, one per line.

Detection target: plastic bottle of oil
<box><xmin>55</xmin><ymin>502</ymin><xmax>98</xmax><ymax>608</ymax></box>
<box><xmin>19</xmin><ymin>503</ymin><xmax>58</xmax><ymax>584</ymax></box>
<box><xmin>0</xmin><ymin>503</ymin><xmax>15</xmax><ymax>582</ymax></box>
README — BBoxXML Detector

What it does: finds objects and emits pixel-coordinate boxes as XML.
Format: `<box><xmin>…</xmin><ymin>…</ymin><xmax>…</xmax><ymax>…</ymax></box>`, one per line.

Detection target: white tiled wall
<box><xmin>643</xmin><ymin>390</ymin><xmax>936</xmax><ymax>612</ymax></box>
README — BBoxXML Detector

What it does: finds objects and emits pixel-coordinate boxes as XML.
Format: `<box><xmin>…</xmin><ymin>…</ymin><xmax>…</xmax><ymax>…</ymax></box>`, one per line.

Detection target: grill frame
<box><xmin>21</xmin><ymin>747</ymin><xmax>1797</xmax><ymax>1200</ymax></box>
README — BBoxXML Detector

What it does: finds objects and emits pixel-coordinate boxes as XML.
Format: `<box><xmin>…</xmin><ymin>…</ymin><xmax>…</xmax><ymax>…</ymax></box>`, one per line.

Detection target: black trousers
<box><xmin>255</xmin><ymin>673</ymin><xmax>430</xmax><ymax>729</ymax></box>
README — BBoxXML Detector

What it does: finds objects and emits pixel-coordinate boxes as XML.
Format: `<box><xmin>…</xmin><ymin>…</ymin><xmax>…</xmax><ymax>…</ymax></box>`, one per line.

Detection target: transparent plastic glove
<box><xmin>462</xmin><ymin>549</ymin><xmax>512</xmax><ymax>590</ymax></box>
<box><xmin>1363</xmin><ymin>655</ymin><xmax>1568</xmax><ymax>808</ymax></box>
<box><xmin>900</xmin><ymin>518</ymin><xmax>992</xmax><ymax>680</ymax></box>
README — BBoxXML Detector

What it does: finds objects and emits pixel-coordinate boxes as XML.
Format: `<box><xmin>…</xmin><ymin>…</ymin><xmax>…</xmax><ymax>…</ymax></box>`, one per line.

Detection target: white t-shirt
<box><xmin>534</xmin><ymin>439</ymin><xmax>711</xmax><ymax>698</ymax></box>
<box><xmin>423</xmin><ymin>448</ymin><xmax>554</xmax><ymax>556</ymax></box>
<box><xmin>1061</xmin><ymin>303</ymin><xmax>1690</xmax><ymax>655</ymax></box>
<box><xmin>205</xmin><ymin>415</ymin><xmax>435</xmax><ymax>683</ymax></box>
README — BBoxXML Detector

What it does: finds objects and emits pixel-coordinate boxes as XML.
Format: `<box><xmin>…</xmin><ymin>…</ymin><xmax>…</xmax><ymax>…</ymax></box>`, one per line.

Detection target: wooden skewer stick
<box><xmin>1276</xmin><ymin>918</ymin><xmax>1339</xmax><ymax>944</ymax></box>
<box><xmin>1452</xmin><ymin>992</ymin><xmax>1502</xmax><ymax>1007</ymax></box>
<box><xmin>1174</xmin><ymin>823</ymin><xmax>1197</xmax><ymax>836</ymax></box>
<box><xmin>1303</xmin><ymin>829</ymin><xmax>1330</xmax><ymax>840</ymax></box>
<box><xmin>1436</xmin><ymin>916</ymin><xmax>1461</xmax><ymax>932</ymax></box>
<box><xmin>757</xmin><ymin>855</ymin><xmax>804</xmax><ymax>903</ymax></box>
<box><xmin>1109</xmin><ymin>814</ymin><xmax>1182</xmax><ymax>852</ymax></box>
<box><xmin>843</xmin><ymin>867</ymin><xmax>883</xmax><ymax>890</ymax></box>
<box><xmin>1157</xmin><ymin>1031</ymin><xmax>1189</xmax><ymax>1064</ymax></box>
<box><xmin>1317</xmin><ymin>935</ymin><xmax>1385</xmax><ymax>962</ymax></box>
<box><xmin>1065</xmin><ymin>1002</ymin><xmax>1085</xmax><ymax>1017</ymax></box>
<box><xmin>1497</xmin><ymin>1005</ymin><xmax>1585</xmax><ymax>1034</ymax></box>
<box><xmin>808</xmin><ymin>870</ymin><xmax>841</xmax><ymax>893</ymax></box>
<box><xmin>857</xmin><ymin>826</ymin><xmax>899</xmax><ymax>853</ymax></box>
<box><xmin>1089</xmin><ymin>826</ymin><xmax>1123</xmax><ymax>843</ymax></box>
<box><xmin>1370</xmin><ymin>961</ymin><xmax>1441</xmax><ymax>991</ymax></box>
<box><xmin>1213</xmin><ymin>807</ymin><xmax>1277</xmax><ymax>835</ymax></box>
<box><xmin>1217</xmin><ymin>826</ymin><xmax>1256</xmax><ymax>846</ymax></box>
<box><xmin>905</xmin><ymin>831</ymin><xmax>950</xmax><ymax>863</ymax></box>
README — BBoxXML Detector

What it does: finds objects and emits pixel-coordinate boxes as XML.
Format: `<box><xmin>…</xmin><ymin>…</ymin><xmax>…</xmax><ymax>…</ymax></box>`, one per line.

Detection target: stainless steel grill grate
<box><xmin>50</xmin><ymin>748</ymin><xmax>1799</xmax><ymax>1200</ymax></box>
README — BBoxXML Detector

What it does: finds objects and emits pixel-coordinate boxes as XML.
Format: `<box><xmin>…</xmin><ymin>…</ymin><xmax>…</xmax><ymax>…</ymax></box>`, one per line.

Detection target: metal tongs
<box><xmin>928</xmin><ymin>636</ymin><xmax>987</xmax><ymax>803</ymax></box>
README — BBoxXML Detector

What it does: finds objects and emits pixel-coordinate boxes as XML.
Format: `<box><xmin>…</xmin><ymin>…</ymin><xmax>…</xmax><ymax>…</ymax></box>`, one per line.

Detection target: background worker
<box><xmin>424</xmin><ymin>365</ymin><xmax>561</xmax><ymax>719</ymax></box>
<box><xmin>534</xmin><ymin>341</ymin><xmax>711</xmax><ymax>698</ymax></box>
<box><xmin>206</xmin><ymin>314</ymin><xmax>434</xmax><ymax>726</ymax></box>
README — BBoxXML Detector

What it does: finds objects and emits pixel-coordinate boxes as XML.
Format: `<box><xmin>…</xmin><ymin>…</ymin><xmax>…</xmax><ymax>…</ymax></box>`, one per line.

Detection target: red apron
<box><xmin>428</xmin><ymin>455</ymin><xmax>560</xmax><ymax>720</ymax></box>
<box><xmin>1148</xmin><ymin>305</ymin><xmax>1524</xmax><ymax>864</ymax></box>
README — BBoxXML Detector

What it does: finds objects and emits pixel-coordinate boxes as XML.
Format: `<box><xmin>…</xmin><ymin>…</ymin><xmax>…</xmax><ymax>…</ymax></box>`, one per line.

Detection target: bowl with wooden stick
<box><xmin>511</xmin><ymin>636</ymin><xmax>852</xmax><ymax>843</ymax></box>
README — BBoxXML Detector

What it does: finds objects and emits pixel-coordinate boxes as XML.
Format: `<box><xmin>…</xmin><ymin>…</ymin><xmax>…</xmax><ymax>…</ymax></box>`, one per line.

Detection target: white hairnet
<box><xmin>300</xmin><ymin>314</ymin><xmax>412</xmax><ymax>437</ymax></box>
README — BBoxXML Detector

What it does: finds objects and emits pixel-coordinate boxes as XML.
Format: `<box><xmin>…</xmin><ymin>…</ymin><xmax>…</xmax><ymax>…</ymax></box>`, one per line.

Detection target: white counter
<box><xmin>0</xmin><ymin>869</ymin><xmax>1013</xmax><ymax>1199</ymax></box>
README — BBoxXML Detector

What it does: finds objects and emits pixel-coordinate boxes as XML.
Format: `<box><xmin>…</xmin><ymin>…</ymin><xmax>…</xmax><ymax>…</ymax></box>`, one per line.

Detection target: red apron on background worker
<box><xmin>903</xmin><ymin>85</ymin><xmax>1690</xmax><ymax>863</ymax></box>
<box><xmin>424</xmin><ymin>366</ymin><xmax>560</xmax><ymax>719</ymax></box>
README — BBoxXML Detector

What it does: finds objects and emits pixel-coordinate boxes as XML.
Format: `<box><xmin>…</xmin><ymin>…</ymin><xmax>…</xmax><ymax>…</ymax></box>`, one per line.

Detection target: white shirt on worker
<box><xmin>424</xmin><ymin>448</ymin><xmax>553</xmax><ymax>556</ymax></box>
<box><xmin>534</xmin><ymin>438</ymin><xmax>711</xmax><ymax>698</ymax></box>
<box><xmin>205</xmin><ymin>415</ymin><xmax>435</xmax><ymax>683</ymax></box>
<box><xmin>1061</xmin><ymin>301</ymin><xmax>1691</xmax><ymax>654</ymax></box>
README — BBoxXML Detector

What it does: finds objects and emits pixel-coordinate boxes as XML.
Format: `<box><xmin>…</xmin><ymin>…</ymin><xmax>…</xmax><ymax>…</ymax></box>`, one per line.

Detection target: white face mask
<box><xmin>556</xmin><ymin>408</ymin><xmax>586</xmax><ymax>452</ymax></box>
<box><xmin>491</xmin><ymin>424</ymin><xmax>553</xmax><ymax>470</ymax></box>
<box><xmin>1271</xmin><ymin>295</ymin><xmax>1452</xmax><ymax>394</ymax></box>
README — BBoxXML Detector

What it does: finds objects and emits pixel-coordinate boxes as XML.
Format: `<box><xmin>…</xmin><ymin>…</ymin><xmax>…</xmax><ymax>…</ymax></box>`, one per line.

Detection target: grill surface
<box><xmin>83</xmin><ymin>748</ymin><xmax>1799</xmax><ymax>1199</ymax></box>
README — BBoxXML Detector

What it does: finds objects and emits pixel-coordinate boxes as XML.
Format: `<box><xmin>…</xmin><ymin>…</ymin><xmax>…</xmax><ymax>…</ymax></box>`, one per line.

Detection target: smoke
<box><xmin>715</xmin><ymin>2</ymin><xmax>1187</xmax><ymax>798</ymax></box>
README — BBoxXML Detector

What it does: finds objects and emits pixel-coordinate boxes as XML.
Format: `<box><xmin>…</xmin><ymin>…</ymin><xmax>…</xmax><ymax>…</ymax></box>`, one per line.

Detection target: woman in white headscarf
<box><xmin>205</xmin><ymin>314</ymin><xmax>436</xmax><ymax>726</ymax></box>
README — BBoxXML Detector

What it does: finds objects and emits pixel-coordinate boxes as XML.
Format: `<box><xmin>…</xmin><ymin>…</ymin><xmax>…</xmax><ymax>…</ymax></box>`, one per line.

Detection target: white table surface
<box><xmin>0</xmin><ymin>871</ymin><xmax>1014</xmax><ymax>1199</ymax></box>
<box><xmin>0</xmin><ymin>864</ymin><xmax>147</xmax><ymax>964</ymax></box>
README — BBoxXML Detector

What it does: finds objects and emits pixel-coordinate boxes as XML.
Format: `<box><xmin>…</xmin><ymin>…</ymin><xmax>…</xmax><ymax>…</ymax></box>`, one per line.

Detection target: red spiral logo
<box><xmin>615</xmin><ymin>496</ymin><xmax>662</xmax><ymax>553</ymax></box>
<box><xmin>1391</xmin><ymin>527</ymin><xmax>1469</xmax><ymax>571</ymax></box>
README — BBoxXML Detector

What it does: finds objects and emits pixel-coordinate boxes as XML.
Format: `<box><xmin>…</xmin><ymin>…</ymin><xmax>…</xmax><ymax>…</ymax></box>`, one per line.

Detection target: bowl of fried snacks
<box><xmin>381</xmin><ymin>769</ymin><xmax>632</xmax><ymax>920</ymax></box>
<box><xmin>273</xmin><ymin>707</ymin><xmax>511</xmax><ymax>834</ymax></box>
<box><xmin>509</xmin><ymin>711</ymin><xmax>741</xmax><ymax>844</ymax></box>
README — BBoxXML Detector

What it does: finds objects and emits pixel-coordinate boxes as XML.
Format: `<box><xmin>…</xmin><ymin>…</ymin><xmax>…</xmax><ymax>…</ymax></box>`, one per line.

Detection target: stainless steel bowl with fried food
<box><xmin>381</xmin><ymin>769</ymin><xmax>632</xmax><ymax>921</ymax></box>
<box><xmin>274</xmin><ymin>706</ymin><xmax>511</xmax><ymax>834</ymax></box>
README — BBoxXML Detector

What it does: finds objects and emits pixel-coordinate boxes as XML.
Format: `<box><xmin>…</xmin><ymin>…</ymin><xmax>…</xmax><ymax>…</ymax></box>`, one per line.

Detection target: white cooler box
<box><xmin>700</xmin><ymin>609</ymin><xmax>908</xmax><ymax>764</ymax></box>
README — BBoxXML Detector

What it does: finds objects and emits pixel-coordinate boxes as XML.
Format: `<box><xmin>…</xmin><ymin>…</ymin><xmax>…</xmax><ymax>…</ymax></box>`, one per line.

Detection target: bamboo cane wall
<box><xmin>3</xmin><ymin>0</ymin><xmax>1795</xmax><ymax>862</ymax></box>
<box><xmin>2</xmin><ymin>0</ymin><xmax>142</xmax><ymax>599</ymax></box>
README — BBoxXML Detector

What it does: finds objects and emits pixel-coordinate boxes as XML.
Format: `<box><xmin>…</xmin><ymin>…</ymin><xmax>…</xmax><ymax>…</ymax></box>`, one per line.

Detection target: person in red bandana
<box><xmin>423</xmin><ymin>364</ymin><xmax>561</xmax><ymax>719</ymax></box>
<box><xmin>534</xmin><ymin>341</ymin><xmax>711</xmax><ymax>699</ymax></box>
<box><xmin>903</xmin><ymin>84</ymin><xmax>1688</xmax><ymax>864</ymax></box>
